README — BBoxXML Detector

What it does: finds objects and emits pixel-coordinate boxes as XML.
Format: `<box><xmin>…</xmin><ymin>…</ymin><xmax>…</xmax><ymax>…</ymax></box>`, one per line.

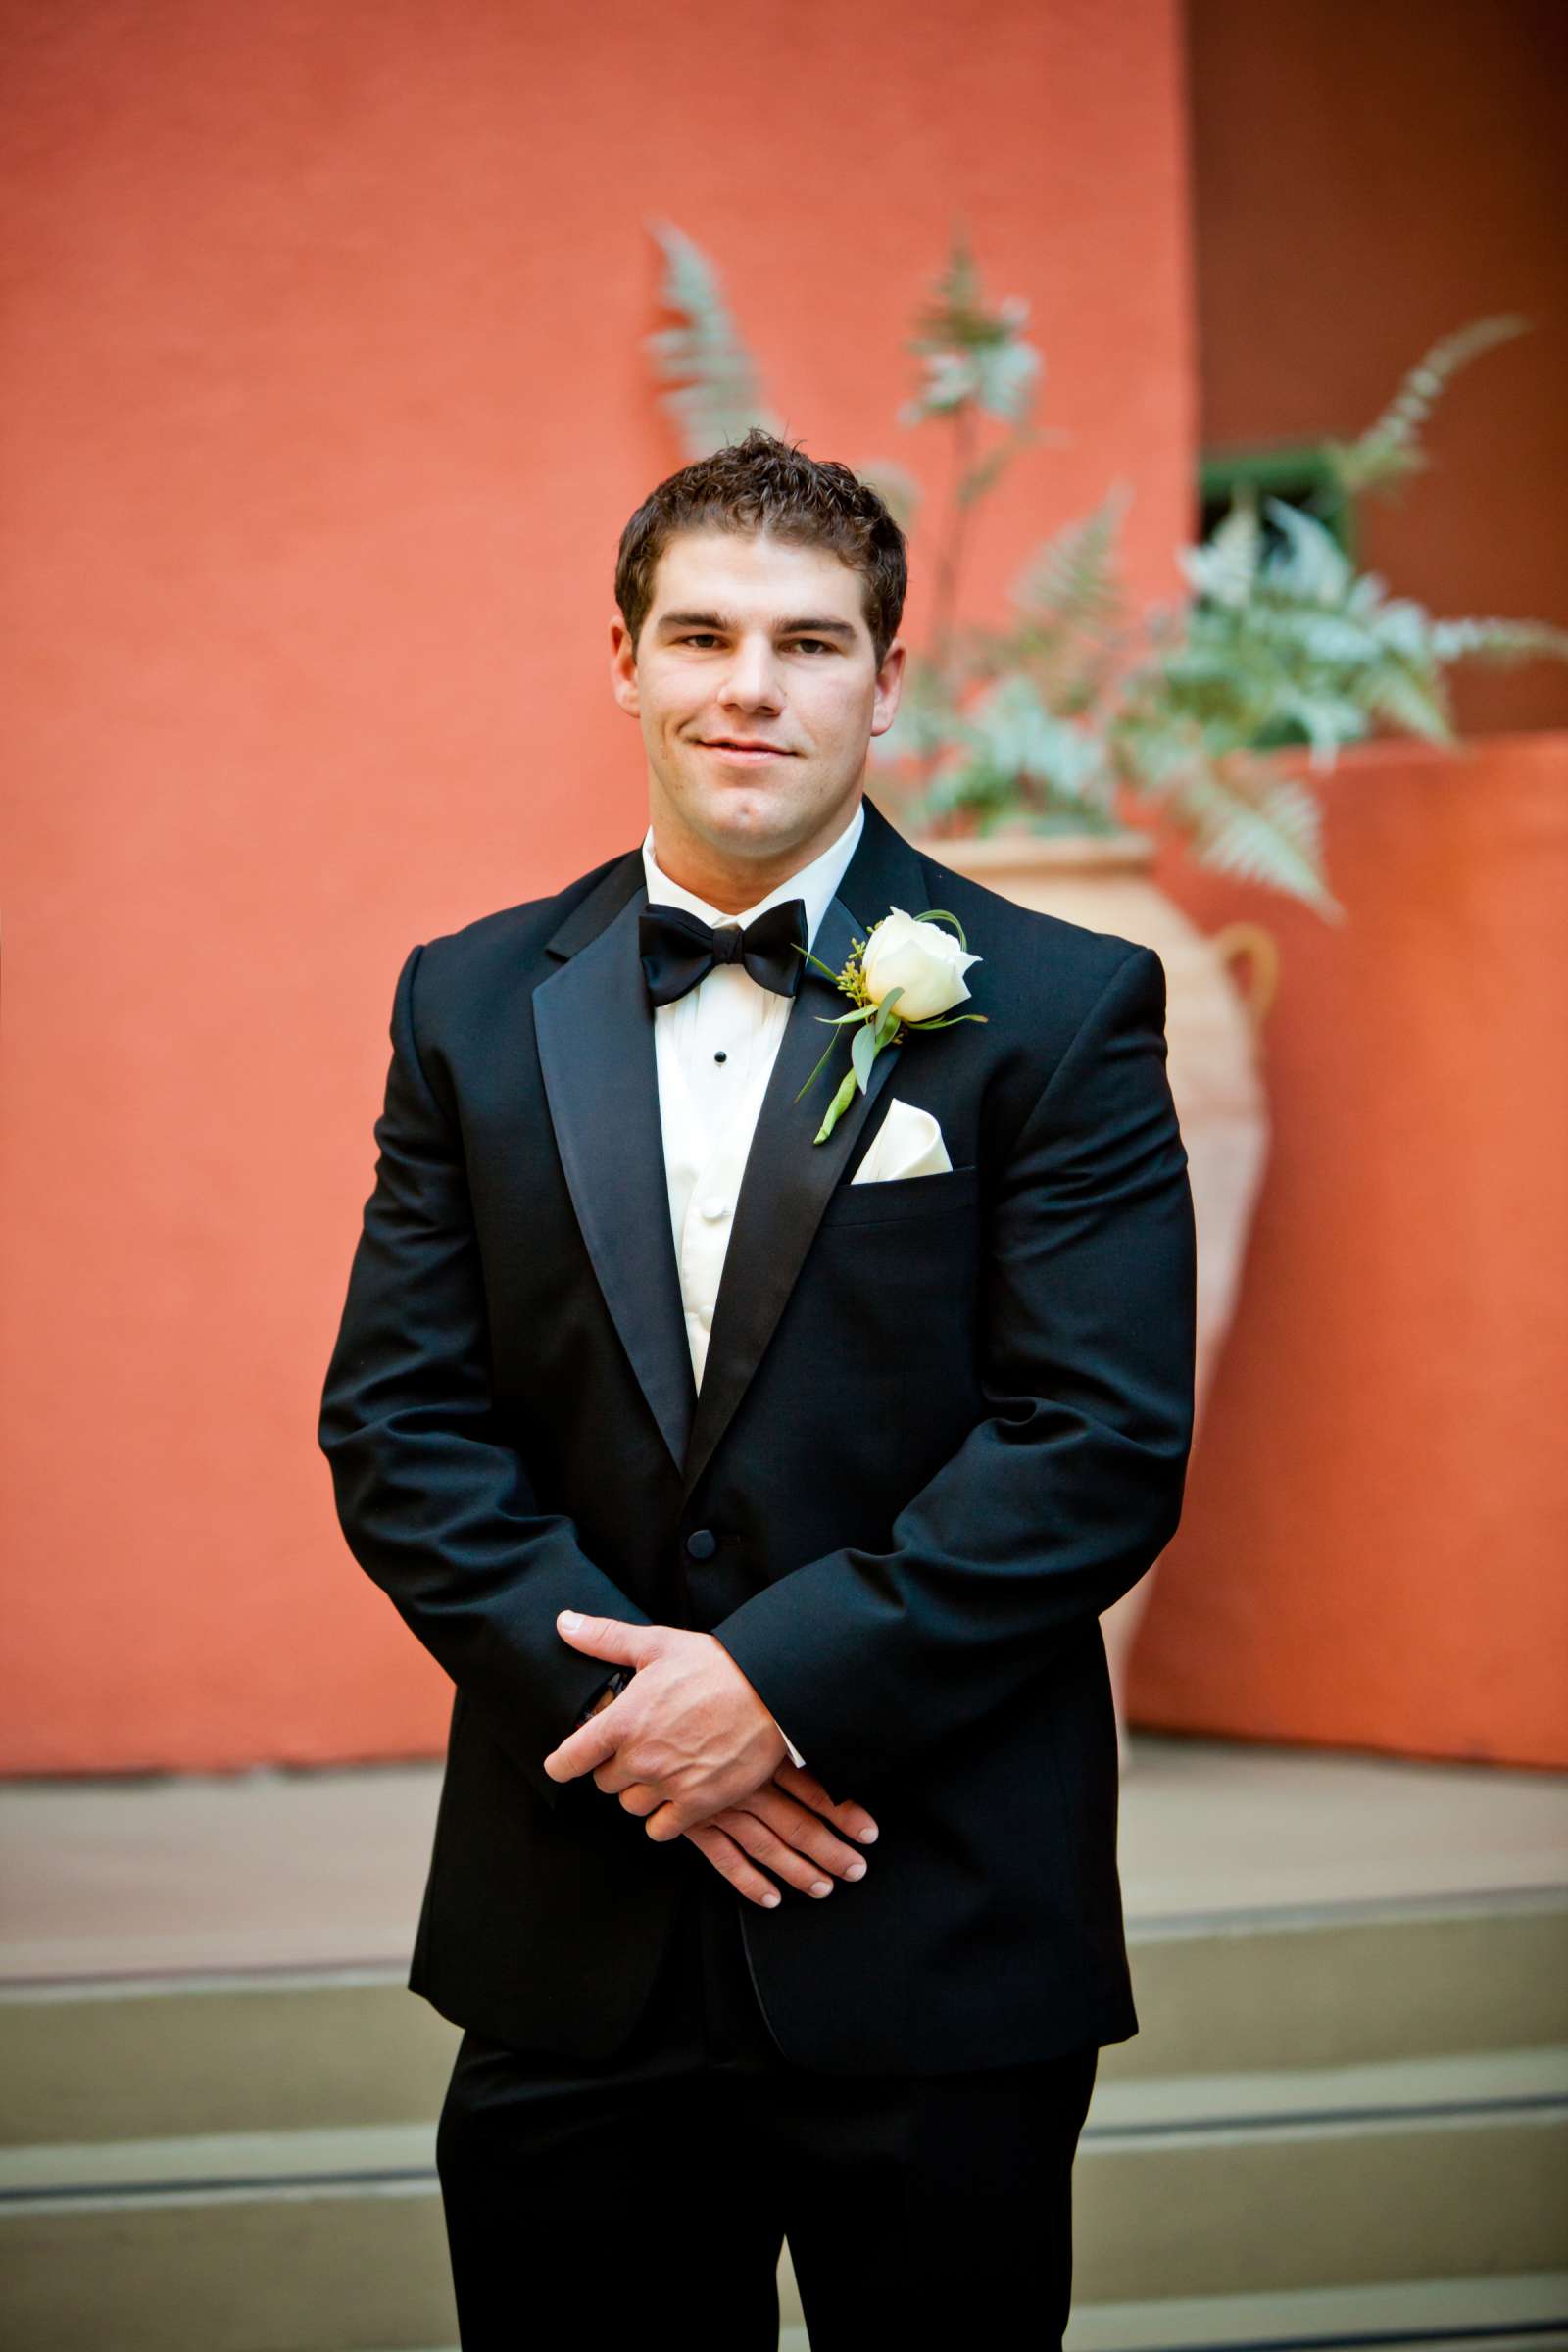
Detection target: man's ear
<box><xmin>869</xmin><ymin>637</ymin><xmax>906</xmax><ymax>738</ymax></box>
<box><xmin>609</xmin><ymin>614</ymin><xmax>640</xmax><ymax>717</ymax></box>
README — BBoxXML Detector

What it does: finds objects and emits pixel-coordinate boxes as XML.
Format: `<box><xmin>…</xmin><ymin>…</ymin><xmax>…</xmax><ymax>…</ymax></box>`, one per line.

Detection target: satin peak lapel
<box><xmin>533</xmin><ymin>862</ymin><xmax>697</xmax><ymax>1472</ymax></box>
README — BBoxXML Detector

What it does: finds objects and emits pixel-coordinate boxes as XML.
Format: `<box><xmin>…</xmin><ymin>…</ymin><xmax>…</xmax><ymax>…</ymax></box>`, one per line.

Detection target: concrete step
<box><xmin>6</xmin><ymin>2046</ymin><xmax>1563</xmax><ymax>2201</ymax></box>
<box><xmin>1118</xmin><ymin>1887</ymin><xmax>1568</xmax><ymax>2078</ymax></box>
<box><xmin>5</xmin><ymin>1889</ymin><xmax>1562</xmax><ymax>2146</ymax></box>
<box><xmin>355</xmin><ymin>2287</ymin><xmax>1568</xmax><ymax>2352</ymax></box>
<box><xmin>1063</xmin><ymin>2274</ymin><xmax>1568</xmax><ymax>2349</ymax></box>
<box><xmin>7</xmin><ymin>1740</ymin><xmax>1563</xmax><ymax>1985</ymax></box>
<box><xmin>2</xmin><ymin>2049</ymin><xmax>1564</xmax><ymax>2348</ymax></box>
<box><xmin>0</xmin><ymin>2170</ymin><xmax>454</xmax><ymax>2352</ymax></box>
<box><xmin>1074</xmin><ymin>2047</ymin><xmax>1568</xmax><ymax>2302</ymax></box>
<box><xmin>0</xmin><ymin>1969</ymin><xmax>458</xmax><ymax>2146</ymax></box>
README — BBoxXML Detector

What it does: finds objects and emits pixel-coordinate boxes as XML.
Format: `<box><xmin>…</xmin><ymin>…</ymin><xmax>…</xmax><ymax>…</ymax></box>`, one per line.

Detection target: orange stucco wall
<box><xmin>1131</xmin><ymin>732</ymin><xmax>1568</xmax><ymax>1771</ymax></box>
<box><xmin>3</xmin><ymin>0</ymin><xmax>1199</xmax><ymax>1773</ymax></box>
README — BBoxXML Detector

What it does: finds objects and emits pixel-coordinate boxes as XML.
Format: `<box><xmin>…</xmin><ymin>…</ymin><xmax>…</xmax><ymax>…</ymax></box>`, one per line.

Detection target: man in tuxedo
<box><xmin>318</xmin><ymin>428</ymin><xmax>1197</xmax><ymax>2349</ymax></box>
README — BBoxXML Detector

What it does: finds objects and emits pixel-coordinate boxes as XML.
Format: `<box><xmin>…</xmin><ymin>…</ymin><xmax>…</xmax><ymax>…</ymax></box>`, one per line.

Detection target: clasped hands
<box><xmin>541</xmin><ymin>1611</ymin><xmax>878</xmax><ymax>1911</ymax></box>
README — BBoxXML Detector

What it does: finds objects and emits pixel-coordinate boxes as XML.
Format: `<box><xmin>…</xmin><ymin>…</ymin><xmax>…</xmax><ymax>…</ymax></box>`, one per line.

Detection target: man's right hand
<box><xmin>577</xmin><ymin>1685</ymin><xmax>877</xmax><ymax>1905</ymax></box>
<box><xmin>682</xmin><ymin>1762</ymin><xmax>879</xmax><ymax>1909</ymax></box>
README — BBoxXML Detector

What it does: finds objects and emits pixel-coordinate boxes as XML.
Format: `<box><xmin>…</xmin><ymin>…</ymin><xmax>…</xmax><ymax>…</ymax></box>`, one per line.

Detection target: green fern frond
<box><xmin>902</xmin><ymin>673</ymin><xmax>1121</xmax><ymax>836</ymax></box>
<box><xmin>902</xmin><ymin>233</ymin><xmax>1042</xmax><ymax>427</ymax></box>
<box><xmin>1428</xmin><ymin>615</ymin><xmax>1568</xmax><ymax>668</ymax></box>
<box><xmin>959</xmin><ymin>676</ymin><xmax>1111</xmax><ymax>803</ymax></box>
<box><xmin>963</xmin><ymin>485</ymin><xmax>1134</xmax><ymax>717</ymax></box>
<box><xmin>1258</xmin><ymin>497</ymin><xmax>1354</xmax><ymax>604</ymax></box>
<box><xmin>1361</xmin><ymin>659</ymin><xmax>1454</xmax><ymax>743</ymax></box>
<box><xmin>646</xmin><ymin>221</ymin><xmax>778</xmax><ymax>459</ymax></box>
<box><xmin>1323</xmin><ymin>314</ymin><xmax>1531</xmax><ymax>500</ymax></box>
<box><xmin>1128</xmin><ymin>737</ymin><xmax>1344</xmax><ymax>917</ymax></box>
<box><xmin>1180</xmin><ymin>492</ymin><xmax>1262</xmax><ymax>608</ymax></box>
<box><xmin>1010</xmin><ymin>483</ymin><xmax>1130</xmax><ymax>633</ymax></box>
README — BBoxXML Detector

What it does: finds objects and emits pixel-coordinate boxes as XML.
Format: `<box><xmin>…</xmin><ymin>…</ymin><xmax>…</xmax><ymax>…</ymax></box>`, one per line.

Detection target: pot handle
<box><xmin>1209</xmin><ymin>920</ymin><xmax>1279</xmax><ymax>1029</ymax></box>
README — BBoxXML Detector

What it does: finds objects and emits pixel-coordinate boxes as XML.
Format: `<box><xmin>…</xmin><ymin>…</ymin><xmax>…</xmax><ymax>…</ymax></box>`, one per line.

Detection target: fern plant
<box><xmin>645</xmin><ymin>227</ymin><xmax>1568</xmax><ymax>919</ymax></box>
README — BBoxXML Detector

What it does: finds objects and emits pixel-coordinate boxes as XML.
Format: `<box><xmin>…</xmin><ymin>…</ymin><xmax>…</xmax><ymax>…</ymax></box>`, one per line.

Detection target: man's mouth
<box><xmin>700</xmin><ymin>738</ymin><xmax>794</xmax><ymax>759</ymax></box>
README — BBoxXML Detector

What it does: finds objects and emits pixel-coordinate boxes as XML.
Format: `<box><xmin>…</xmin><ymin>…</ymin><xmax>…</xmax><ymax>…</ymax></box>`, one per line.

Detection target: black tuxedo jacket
<box><xmin>318</xmin><ymin>795</ymin><xmax>1197</xmax><ymax>2072</ymax></box>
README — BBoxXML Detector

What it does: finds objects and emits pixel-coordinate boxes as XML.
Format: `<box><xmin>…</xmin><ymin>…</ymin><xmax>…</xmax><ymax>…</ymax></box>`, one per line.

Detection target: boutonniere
<box><xmin>796</xmin><ymin>907</ymin><xmax>987</xmax><ymax>1144</ymax></box>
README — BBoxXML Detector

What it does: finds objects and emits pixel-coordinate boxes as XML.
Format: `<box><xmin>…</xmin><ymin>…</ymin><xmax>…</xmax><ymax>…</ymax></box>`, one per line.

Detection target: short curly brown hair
<box><xmin>614</xmin><ymin>428</ymin><xmax>907</xmax><ymax>668</ymax></box>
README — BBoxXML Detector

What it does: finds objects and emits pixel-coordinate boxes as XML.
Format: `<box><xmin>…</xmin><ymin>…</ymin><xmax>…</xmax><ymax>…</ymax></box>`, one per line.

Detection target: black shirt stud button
<box><xmin>713</xmin><ymin>1050</ymin><xmax>727</xmax><ymax>1063</ymax></box>
<box><xmin>685</xmin><ymin>1528</ymin><xmax>717</xmax><ymax>1561</ymax></box>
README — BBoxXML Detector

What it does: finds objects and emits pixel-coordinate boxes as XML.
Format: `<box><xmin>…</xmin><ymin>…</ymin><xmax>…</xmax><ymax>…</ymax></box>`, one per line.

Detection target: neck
<box><xmin>649</xmin><ymin>797</ymin><xmax>862</xmax><ymax>915</ymax></box>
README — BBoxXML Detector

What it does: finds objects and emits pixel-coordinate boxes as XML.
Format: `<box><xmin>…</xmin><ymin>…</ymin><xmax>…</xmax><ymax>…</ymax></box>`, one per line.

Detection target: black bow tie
<box><xmin>639</xmin><ymin>897</ymin><xmax>808</xmax><ymax>1009</ymax></box>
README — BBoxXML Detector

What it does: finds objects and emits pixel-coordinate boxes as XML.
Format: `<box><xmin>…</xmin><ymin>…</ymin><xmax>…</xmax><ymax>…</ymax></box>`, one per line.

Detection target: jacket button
<box><xmin>685</xmin><ymin>1528</ymin><xmax>717</xmax><ymax>1561</ymax></box>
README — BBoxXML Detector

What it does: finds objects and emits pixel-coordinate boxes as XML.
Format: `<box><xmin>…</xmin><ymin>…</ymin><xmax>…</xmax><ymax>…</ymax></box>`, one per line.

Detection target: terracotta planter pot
<box><xmin>912</xmin><ymin>826</ymin><xmax>1276</xmax><ymax>1740</ymax></box>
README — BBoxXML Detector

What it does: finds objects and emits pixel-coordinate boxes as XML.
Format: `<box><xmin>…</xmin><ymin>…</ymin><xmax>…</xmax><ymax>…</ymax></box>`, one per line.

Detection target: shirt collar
<box><xmin>640</xmin><ymin>798</ymin><xmax>864</xmax><ymax>951</ymax></box>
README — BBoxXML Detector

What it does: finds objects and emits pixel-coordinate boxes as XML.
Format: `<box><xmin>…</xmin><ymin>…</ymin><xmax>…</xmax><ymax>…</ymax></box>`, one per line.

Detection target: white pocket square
<box><xmin>851</xmin><ymin>1097</ymin><xmax>953</xmax><ymax>1185</ymax></box>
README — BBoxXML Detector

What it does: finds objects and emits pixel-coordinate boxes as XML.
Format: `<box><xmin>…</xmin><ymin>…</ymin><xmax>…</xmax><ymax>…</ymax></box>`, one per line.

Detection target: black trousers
<box><xmin>436</xmin><ymin>1853</ymin><xmax>1099</xmax><ymax>2350</ymax></box>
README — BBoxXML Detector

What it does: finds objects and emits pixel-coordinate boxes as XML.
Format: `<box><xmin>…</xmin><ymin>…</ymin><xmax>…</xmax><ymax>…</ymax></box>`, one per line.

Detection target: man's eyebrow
<box><xmin>653</xmin><ymin>610</ymin><xmax>860</xmax><ymax>641</ymax></box>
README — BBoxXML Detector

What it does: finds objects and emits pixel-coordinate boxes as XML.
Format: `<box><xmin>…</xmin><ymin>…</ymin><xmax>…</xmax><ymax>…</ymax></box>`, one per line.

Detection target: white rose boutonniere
<box><xmin>796</xmin><ymin>907</ymin><xmax>987</xmax><ymax>1144</ymax></box>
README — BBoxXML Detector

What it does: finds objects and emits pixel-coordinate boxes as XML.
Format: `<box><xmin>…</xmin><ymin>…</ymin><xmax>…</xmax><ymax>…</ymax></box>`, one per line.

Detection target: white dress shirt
<box><xmin>641</xmin><ymin>797</ymin><xmax>866</xmax><ymax>1774</ymax></box>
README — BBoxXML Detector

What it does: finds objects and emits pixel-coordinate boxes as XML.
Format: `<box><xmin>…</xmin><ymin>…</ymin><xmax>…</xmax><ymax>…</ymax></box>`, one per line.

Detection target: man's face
<box><xmin>610</xmin><ymin>527</ymin><xmax>904</xmax><ymax>888</ymax></box>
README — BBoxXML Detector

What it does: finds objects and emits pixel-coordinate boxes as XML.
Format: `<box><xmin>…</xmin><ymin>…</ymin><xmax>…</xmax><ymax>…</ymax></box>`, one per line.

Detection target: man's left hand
<box><xmin>542</xmin><ymin>1611</ymin><xmax>788</xmax><ymax>1838</ymax></box>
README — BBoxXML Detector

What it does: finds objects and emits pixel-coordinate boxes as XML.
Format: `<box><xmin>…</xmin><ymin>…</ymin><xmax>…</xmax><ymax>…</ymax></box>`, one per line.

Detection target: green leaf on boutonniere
<box><xmin>850</xmin><ymin>1020</ymin><xmax>879</xmax><ymax>1092</ymax></box>
<box><xmin>795</xmin><ymin>1004</ymin><xmax>875</xmax><ymax>1106</ymax></box>
<box><xmin>815</xmin><ymin>987</ymin><xmax>905</xmax><ymax>1143</ymax></box>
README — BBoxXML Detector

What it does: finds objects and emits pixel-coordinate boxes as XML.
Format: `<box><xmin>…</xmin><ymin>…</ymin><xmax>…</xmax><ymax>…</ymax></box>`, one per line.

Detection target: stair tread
<box><xmin>1087</xmin><ymin>2044</ymin><xmax>1568</xmax><ymax>2135</ymax></box>
<box><xmin>6</xmin><ymin>1742</ymin><xmax>1567</xmax><ymax>1984</ymax></box>
<box><xmin>0</xmin><ymin>2123</ymin><xmax>438</xmax><ymax>2201</ymax></box>
<box><xmin>6</xmin><ymin>2048</ymin><xmax>1566</xmax><ymax>2202</ymax></box>
<box><xmin>343</xmin><ymin>2276</ymin><xmax>1568</xmax><ymax>2352</ymax></box>
<box><xmin>1065</xmin><ymin>2269</ymin><xmax>1568</xmax><ymax>2348</ymax></box>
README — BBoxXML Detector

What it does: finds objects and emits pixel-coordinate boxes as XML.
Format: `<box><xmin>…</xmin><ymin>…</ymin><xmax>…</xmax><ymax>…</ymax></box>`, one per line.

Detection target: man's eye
<box><xmin>792</xmin><ymin>639</ymin><xmax>835</xmax><ymax>655</ymax></box>
<box><xmin>681</xmin><ymin>633</ymin><xmax>722</xmax><ymax>648</ymax></box>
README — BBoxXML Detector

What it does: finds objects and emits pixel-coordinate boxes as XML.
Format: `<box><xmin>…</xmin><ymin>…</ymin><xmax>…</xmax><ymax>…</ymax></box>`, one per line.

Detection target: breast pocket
<box><xmin>816</xmin><ymin>1163</ymin><xmax>982</xmax><ymax>1230</ymax></box>
<box><xmin>806</xmin><ymin>1163</ymin><xmax>986</xmax><ymax>1426</ymax></box>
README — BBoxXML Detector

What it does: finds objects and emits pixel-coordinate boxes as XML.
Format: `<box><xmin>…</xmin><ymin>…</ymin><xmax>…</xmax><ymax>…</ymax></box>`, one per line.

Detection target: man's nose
<box><xmin>717</xmin><ymin>637</ymin><xmax>784</xmax><ymax>709</ymax></box>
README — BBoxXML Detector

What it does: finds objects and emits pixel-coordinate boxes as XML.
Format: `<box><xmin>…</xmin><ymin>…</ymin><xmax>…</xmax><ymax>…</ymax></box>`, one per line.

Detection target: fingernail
<box><xmin>858</xmin><ymin>1825</ymin><xmax>879</xmax><ymax>1843</ymax></box>
<box><xmin>762</xmin><ymin>1891</ymin><xmax>781</xmax><ymax>1908</ymax></box>
<box><xmin>844</xmin><ymin>1860</ymin><xmax>866</xmax><ymax>1881</ymax></box>
<box><xmin>559</xmin><ymin>1610</ymin><xmax>582</xmax><ymax>1631</ymax></box>
<box><xmin>809</xmin><ymin>1879</ymin><xmax>832</xmax><ymax>1898</ymax></box>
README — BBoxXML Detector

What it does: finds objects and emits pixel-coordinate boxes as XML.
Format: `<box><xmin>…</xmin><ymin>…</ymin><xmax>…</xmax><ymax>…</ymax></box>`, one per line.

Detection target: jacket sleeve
<box><xmin>710</xmin><ymin>944</ymin><xmax>1197</xmax><ymax>1794</ymax></box>
<box><xmin>318</xmin><ymin>942</ymin><xmax>652</xmax><ymax>1808</ymax></box>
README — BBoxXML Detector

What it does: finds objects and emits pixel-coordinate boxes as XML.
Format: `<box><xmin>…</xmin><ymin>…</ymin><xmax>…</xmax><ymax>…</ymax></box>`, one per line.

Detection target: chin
<box><xmin>686</xmin><ymin>781</ymin><xmax>796</xmax><ymax>846</ymax></box>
